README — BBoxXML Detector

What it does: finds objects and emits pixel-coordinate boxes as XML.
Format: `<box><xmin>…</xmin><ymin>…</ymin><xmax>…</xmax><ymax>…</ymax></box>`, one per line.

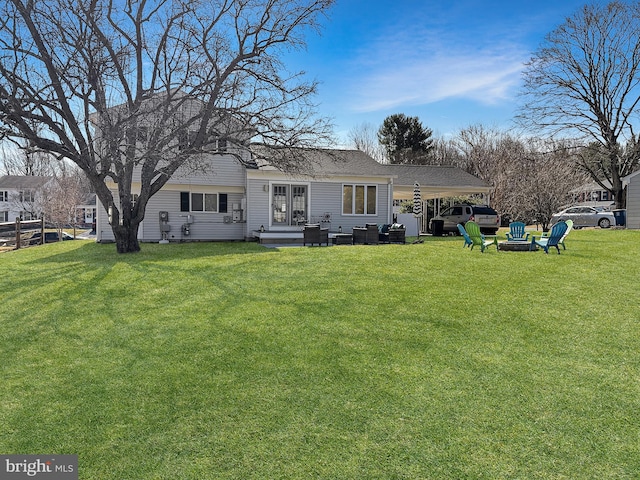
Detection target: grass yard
<box><xmin>1</xmin><ymin>229</ymin><xmax>639</xmax><ymax>479</ymax></box>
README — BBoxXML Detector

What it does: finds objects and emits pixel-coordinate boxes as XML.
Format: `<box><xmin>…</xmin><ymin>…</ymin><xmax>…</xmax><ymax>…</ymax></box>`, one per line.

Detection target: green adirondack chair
<box><xmin>464</xmin><ymin>221</ymin><xmax>497</xmax><ymax>252</ymax></box>
<box><xmin>531</xmin><ymin>221</ymin><xmax>568</xmax><ymax>254</ymax></box>
<box><xmin>505</xmin><ymin>221</ymin><xmax>530</xmax><ymax>241</ymax></box>
<box><xmin>457</xmin><ymin>223</ymin><xmax>472</xmax><ymax>248</ymax></box>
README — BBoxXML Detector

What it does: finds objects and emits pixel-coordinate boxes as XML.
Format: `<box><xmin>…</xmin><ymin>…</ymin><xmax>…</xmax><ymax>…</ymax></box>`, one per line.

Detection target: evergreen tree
<box><xmin>377</xmin><ymin>114</ymin><xmax>434</xmax><ymax>164</ymax></box>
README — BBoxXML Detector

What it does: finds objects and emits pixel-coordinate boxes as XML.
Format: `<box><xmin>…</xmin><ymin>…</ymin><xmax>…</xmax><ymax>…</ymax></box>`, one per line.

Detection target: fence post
<box><xmin>41</xmin><ymin>218</ymin><xmax>45</xmax><ymax>244</ymax></box>
<box><xmin>15</xmin><ymin>218</ymin><xmax>21</xmax><ymax>250</ymax></box>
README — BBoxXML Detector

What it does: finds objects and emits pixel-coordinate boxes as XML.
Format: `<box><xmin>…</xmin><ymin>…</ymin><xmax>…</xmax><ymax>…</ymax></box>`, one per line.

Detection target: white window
<box><xmin>180</xmin><ymin>192</ymin><xmax>228</xmax><ymax>213</ymax></box>
<box><xmin>0</xmin><ymin>191</ymin><xmax>7</xmax><ymax>202</ymax></box>
<box><xmin>211</xmin><ymin>133</ymin><xmax>227</xmax><ymax>152</ymax></box>
<box><xmin>343</xmin><ymin>184</ymin><xmax>377</xmax><ymax>215</ymax></box>
<box><xmin>0</xmin><ymin>211</ymin><xmax>8</xmax><ymax>222</ymax></box>
<box><xmin>19</xmin><ymin>191</ymin><xmax>35</xmax><ymax>203</ymax></box>
<box><xmin>191</xmin><ymin>193</ymin><xmax>218</xmax><ymax>212</ymax></box>
<box><xmin>178</xmin><ymin>130</ymin><xmax>198</xmax><ymax>151</ymax></box>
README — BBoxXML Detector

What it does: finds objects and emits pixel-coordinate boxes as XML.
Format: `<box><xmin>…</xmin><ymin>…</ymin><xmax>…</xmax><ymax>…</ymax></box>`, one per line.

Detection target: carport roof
<box><xmin>387</xmin><ymin>164</ymin><xmax>491</xmax><ymax>199</ymax></box>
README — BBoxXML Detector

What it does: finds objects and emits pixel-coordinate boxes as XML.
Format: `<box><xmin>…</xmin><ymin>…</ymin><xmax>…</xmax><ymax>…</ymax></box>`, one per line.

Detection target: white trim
<box><xmin>622</xmin><ymin>169</ymin><xmax>640</xmax><ymax>187</ymax></box>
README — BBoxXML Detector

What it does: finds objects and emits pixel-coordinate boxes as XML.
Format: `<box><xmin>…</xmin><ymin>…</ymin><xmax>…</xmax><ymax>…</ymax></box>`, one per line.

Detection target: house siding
<box><xmin>245</xmin><ymin>174</ymin><xmax>392</xmax><ymax>235</ymax></box>
<box><xmin>311</xmin><ymin>181</ymin><xmax>392</xmax><ymax>231</ymax></box>
<box><xmin>134</xmin><ymin>149</ymin><xmax>250</xmax><ymax>186</ymax></box>
<box><xmin>626</xmin><ymin>173</ymin><xmax>640</xmax><ymax>229</ymax></box>
<box><xmin>97</xmin><ymin>154</ymin><xmax>247</xmax><ymax>242</ymax></box>
<box><xmin>245</xmin><ymin>178</ymin><xmax>271</xmax><ymax>235</ymax></box>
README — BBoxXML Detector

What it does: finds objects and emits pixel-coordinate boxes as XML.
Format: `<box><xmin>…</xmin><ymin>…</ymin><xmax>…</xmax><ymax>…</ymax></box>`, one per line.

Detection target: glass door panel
<box><xmin>272</xmin><ymin>185</ymin><xmax>288</xmax><ymax>225</ymax></box>
<box><xmin>272</xmin><ymin>184</ymin><xmax>307</xmax><ymax>226</ymax></box>
<box><xmin>292</xmin><ymin>186</ymin><xmax>307</xmax><ymax>225</ymax></box>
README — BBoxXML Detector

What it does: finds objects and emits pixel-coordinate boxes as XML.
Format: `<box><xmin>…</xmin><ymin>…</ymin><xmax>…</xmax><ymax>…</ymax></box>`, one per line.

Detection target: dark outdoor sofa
<box><xmin>379</xmin><ymin>223</ymin><xmax>406</xmax><ymax>244</ymax></box>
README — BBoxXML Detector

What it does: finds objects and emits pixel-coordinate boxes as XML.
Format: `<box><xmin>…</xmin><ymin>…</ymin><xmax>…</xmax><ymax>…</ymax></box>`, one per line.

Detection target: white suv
<box><xmin>430</xmin><ymin>204</ymin><xmax>500</xmax><ymax>235</ymax></box>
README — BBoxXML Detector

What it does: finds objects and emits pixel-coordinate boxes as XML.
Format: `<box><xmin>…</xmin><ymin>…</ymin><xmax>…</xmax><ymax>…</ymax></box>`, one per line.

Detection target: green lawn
<box><xmin>1</xmin><ymin>230</ymin><xmax>639</xmax><ymax>479</ymax></box>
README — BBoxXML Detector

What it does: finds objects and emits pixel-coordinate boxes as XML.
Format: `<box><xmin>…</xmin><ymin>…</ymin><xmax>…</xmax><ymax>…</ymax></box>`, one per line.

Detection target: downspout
<box><xmin>388</xmin><ymin>179</ymin><xmax>394</xmax><ymax>224</ymax></box>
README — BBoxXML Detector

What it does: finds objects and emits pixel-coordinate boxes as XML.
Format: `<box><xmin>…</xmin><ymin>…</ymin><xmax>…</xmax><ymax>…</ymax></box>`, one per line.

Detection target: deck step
<box><xmin>253</xmin><ymin>230</ymin><xmax>303</xmax><ymax>244</ymax></box>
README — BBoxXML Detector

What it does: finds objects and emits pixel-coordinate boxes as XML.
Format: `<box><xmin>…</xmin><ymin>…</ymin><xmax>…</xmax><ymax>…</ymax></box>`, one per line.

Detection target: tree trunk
<box><xmin>112</xmin><ymin>223</ymin><xmax>141</xmax><ymax>253</ymax></box>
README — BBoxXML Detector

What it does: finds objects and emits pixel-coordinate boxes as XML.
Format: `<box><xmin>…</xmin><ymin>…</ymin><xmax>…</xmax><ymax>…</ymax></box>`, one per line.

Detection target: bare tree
<box><xmin>0</xmin><ymin>0</ymin><xmax>334</xmax><ymax>253</ymax></box>
<box><xmin>41</xmin><ymin>173</ymin><xmax>86</xmax><ymax>239</ymax></box>
<box><xmin>453</xmin><ymin>125</ymin><xmax>525</xmax><ymax>211</ymax></box>
<box><xmin>450</xmin><ymin>125</ymin><xmax>586</xmax><ymax>228</ymax></box>
<box><xmin>518</xmin><ymin>1</ymin><xmax>640</xmax><ymax>208</ymax></box>
<box><xmin>514</xmin><ymin>139</ymin><xmax>588</xmax><ymax>230</ymax></box>
<box><xmin>1</xmin><ymin>143</ymin><xmax>56</xmax><ymax>176</ymax></box>
<box><xmin>347</xmin><ymin>122</ymin><xmax>385</xmax><ymax>163</ymax></box>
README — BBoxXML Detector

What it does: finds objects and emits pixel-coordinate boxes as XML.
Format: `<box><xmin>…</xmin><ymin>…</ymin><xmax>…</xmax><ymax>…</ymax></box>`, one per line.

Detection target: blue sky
<box><xmin>285</xmin><ymin>0</ymin><xmax>599</xmax><ymax>144</ymax></box>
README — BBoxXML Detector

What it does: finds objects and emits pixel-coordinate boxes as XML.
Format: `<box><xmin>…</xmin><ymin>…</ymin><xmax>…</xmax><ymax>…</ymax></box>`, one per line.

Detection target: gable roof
<box><xmin>386</xmin><ymin>164</ymin><xmax>491</xmax><ymax>200</ymax></box>
<box><xmin>250</xmin><ymin>146</ymin><xmax>393</xmax><ymax>178</ymax></box>
<box><xmin>0</xmin><ymin>175</ymin><xmax>52</xmax><ymax>189</ymax></box>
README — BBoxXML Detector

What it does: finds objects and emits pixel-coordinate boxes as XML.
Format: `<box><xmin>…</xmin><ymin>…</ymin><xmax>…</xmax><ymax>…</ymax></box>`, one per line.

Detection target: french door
<box><xmin>272</xmin><ymin>184</ymin><xmax>308</xmax><ymax>226</ymax></box>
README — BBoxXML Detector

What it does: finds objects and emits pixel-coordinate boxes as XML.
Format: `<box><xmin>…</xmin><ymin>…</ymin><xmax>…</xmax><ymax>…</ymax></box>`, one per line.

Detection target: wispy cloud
<box><xmin>345</xmin><ymin>24</ymin><xmax>527</xmax><ymax>113</ymax></box>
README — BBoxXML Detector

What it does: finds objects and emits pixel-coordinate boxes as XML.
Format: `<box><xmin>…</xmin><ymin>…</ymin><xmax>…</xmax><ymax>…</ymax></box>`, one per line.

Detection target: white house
<box><xmin>95</xmin><ymin>146</ymin><xmax>398</xmax><ymax>243</ymax></box>
<box><xmin>93</xmin><ymin>97</ymin><xmax>492</xmax><ymax>244</ymax></box>
<box><xmin>570</xmin><ymin>180</ymin><xmax>615</xmax><ymax>208</ymax></box>
<box><xmin>0</xmin><ymin>175</ymin><xmax>51</xmax><ymax>222</ymax></box>
<box><xmin>95</xmin><ymin>145</ymin><xmax>496</xmax><ymax>243</ymax></box>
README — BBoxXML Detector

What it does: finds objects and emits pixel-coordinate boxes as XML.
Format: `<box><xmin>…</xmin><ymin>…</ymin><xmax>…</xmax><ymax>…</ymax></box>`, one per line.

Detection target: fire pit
<box><xmin>498</xmin><ymin>240</ymin><xmax>538</xmax><ymax>252</ymax></box>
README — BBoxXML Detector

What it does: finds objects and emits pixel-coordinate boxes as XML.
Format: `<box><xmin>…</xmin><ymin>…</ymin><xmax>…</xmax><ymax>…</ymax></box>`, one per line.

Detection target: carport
<box><xmin>386</xmin><ymin>164</ymin><xmax>492</xmax><ymax>233</ymax></box>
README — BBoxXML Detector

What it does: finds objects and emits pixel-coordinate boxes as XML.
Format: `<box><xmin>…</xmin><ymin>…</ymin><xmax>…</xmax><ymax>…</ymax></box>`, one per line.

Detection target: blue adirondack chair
<box><xmin>464</xmin><ymin>221</ymin><xmax>497</xmax><ymax>252</ymax></box>
<box><xmin>505</xmin><ymin>221</ymin><xmax>530</xmax><ymax>241</ymax></box>
<box><xmin>531</xmin><ymin>221</ymin><xmax>568</xmax><ymax>254</ymax></box>
<box><xmin>457</xmin><ymin>223</ymin><xmax>472</xmax><ymax>248</ymax></box>
<box><xmin>541</xmin><ymin>219</ymin><xmax>573</xmax><ymax>250</ymax></box>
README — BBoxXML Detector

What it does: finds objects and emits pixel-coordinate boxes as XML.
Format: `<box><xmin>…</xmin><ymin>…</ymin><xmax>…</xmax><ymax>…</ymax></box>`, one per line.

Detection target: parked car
<box><xmin>29</xmin><ymin>231</ymin><xmax>75</xmax><ymax>244</ymax></box>
<box><xmin>430</xmin><ymin>204</ymin><xmax>500</xmax><ymax>235</ymax></box>
<box><xmin>550</xmin><ymin>206</ymin><xmax>615</xmax><ymax>229</ymax></box>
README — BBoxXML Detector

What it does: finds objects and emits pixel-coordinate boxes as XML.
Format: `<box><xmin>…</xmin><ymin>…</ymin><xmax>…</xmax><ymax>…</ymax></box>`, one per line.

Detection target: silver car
<box><xmin>430</xmin><ymin>204</ymin><xmax>500</xmax><ymax>235</ymax></box>
<box><xmin>550</xmin><ymin>206</ymin><xmax>615</xmax><ymax>229</ymax></box>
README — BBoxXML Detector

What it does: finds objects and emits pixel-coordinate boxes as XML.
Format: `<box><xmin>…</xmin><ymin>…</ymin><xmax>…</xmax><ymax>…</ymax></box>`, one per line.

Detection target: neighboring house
<box><xmin>622</xmin><ymin>170</ymin><xmax>640</xmax><ymax>229</ymax></box>
<box><xmin>0</xmin><ymin>175</ymin><xmax>51</xmax><ymax>222</ymax></box>
<box><xmin>570</xmin><ymin>180</ymin><xmax>615</xmax><ymax>208</ymax></box>
<box><xmin>77</xmin><ymin>193</ymin><xmax>97</xmax><ymax>228</ymax></box>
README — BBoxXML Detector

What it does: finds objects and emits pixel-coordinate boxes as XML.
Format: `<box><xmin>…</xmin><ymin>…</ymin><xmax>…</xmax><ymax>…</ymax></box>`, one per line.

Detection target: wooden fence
<box><xmin>0</xmin><ymin>218</ymin><xmax>45</xmax><ymax>251</ymax></box>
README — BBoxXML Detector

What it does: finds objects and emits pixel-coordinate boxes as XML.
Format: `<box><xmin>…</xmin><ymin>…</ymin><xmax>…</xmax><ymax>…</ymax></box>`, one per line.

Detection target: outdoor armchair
<box><xmin>303</xmin><ymin>224</ymin><xmax>329</xmax><ymax>246</ymax></box>
<box><xmin>457</xmin><ymin>223</ymin><xmax>472</xmax><ymax>248</ymax></box>
<box><xmin>505</xmin><ymin>221</ymin><xmax>530</xmax><ymax>242</ymax></box>
<box><xmin>353</xmin><ymin>224</ymin><xmax>379</xmax><ymax>245</ymax></box>
<box><xmin>541</xmin><ymin>219</ymin><xmax>573</xmax><ymax>250</ymax></box>
<box><xmin>530</xmin><ymin>221</ymin><xmax>568</xmax><ymax>254</ymax></box>
<box><xmin>379</xmin><ymin>223</ymin><xmax>406</xmax><ymax>244</ymax></box>
<box><xmin>464</xmin><ymin>221</ymin><xmax>498</xmax><ymax>252</ymax></box>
